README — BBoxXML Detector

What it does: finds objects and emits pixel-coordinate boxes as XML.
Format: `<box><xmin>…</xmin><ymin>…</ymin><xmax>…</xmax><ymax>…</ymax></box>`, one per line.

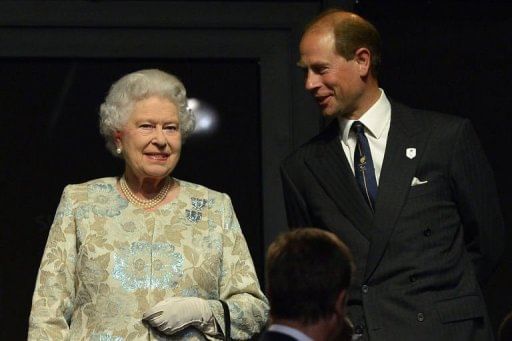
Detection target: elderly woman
<box><xmin>28</xmin><ymin>69</ymin><xmax>269</xmax><ymax>340</ymax></box>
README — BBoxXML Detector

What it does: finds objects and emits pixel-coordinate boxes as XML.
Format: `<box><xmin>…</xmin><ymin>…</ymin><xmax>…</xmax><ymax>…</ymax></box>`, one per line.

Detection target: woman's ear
<box><xmin>114</xmin><ymin>131</ymin><xmax>122</xmax><ymax>146</ymax></box>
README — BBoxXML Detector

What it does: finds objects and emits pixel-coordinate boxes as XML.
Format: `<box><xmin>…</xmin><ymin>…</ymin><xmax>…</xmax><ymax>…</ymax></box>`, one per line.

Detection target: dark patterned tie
<box><xmin>352</xmin><ymin>121</ymin><xmax>378</xmax><ymax>211</ymax></box>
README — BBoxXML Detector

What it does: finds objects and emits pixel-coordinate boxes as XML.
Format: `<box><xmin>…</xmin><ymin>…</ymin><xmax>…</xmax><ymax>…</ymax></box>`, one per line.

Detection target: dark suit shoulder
<box><xmin>282</xmin><ymin>120</ymin><xmax>339</xmax><ymax>167</ymax></box>
<box><xmin>390</xmin><ymin>100</ymin><xmax>469</xmax><ymax>130</ymax></box>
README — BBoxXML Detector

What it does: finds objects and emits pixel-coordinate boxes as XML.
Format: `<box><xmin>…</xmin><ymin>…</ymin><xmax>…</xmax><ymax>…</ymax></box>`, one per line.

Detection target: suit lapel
<box><xmin>305</xmin><ymin>122</ymin><xmax>374</xmax><ymax>240</ymax></box>
<box><xmin>364</xmin><ymin>102</ymin><xmax>429</xmax><ymax>280</ymax></box>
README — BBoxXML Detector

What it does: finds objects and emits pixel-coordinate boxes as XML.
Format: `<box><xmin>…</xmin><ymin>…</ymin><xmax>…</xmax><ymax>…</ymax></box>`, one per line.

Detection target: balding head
<box><xmin>303</xmin><ymin>9</ymin><xmax>381</xmax><ymax>77</ymax></box>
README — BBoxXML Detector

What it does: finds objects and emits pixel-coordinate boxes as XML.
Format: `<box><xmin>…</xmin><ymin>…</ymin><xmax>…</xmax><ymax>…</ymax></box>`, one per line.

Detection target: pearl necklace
<box><xmin>119</xmin><ymin>176</ymin><xmax>172</xmax><ymax>209</ymax></box>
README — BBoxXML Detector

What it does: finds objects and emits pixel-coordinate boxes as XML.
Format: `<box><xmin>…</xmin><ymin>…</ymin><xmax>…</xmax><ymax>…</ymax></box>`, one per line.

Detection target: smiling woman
<box><xmin>27</xmin><ymin>69</ymin><xmax>269</xmax><ymax>340</ymax></box>
<box><xmin>116</xmin><ymin>96</ymin><xmax>183</xmax><ymax>203</ymax></box>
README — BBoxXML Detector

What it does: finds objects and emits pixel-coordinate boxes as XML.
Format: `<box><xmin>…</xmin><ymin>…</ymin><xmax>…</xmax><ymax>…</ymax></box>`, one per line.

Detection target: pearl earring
<box><xmin>116</xmin><ymin>147</ymin><xmax>122</xmax><ymax>154</ymax></box>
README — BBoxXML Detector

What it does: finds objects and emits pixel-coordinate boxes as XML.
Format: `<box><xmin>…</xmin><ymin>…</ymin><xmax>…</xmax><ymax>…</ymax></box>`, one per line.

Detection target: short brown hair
<box><xmin>305</xmin><ymin>9</ymin><xmax>382</xmax><ymax>76</ymax></box>
<box><xmin>265</xmin><ymin>228</ymin><xmax>354</xmax><ymax>324</ymax></box>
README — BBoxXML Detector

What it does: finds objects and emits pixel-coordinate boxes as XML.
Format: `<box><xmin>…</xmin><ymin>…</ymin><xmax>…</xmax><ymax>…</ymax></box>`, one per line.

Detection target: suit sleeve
<box><xmin>280</xmin><ymin>163</ymin><xmax>313</xmax><ymax>228</ymax></box>
<box><xmin>449</xmin><ymin>119</ymin><xmax>505</xmax><ymax>284</ymax></box>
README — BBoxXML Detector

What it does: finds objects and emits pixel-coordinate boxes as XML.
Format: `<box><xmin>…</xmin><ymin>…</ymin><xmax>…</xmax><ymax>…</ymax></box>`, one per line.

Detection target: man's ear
<box><xmin>326</xmin><ymin>290</ymin><xmax>351</xmax><ymax>341</ymax></box>
<box><xmin>335</xmin><ymin>289</ymin><xmax>347</xmax><ymax>316</ymax></box>
<box><xmin>354</xmin><ymin>47</ymin><xmax>371</xmax><ymax>77</ymax></box>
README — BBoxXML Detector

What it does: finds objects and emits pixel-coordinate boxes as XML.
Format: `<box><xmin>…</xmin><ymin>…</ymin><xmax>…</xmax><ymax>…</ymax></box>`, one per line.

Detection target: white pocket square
<box><xmin>411</xmin><ymin>177</ymin><xmax>428</xmax><ymax>186</ymax></box>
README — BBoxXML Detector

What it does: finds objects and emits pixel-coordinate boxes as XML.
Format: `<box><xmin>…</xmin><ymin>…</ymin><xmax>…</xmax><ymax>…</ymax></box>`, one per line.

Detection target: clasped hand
<box><xmin>143</xmin><ymin>296</ymin><xmax>215</xmax><ymax>335</ymax></box>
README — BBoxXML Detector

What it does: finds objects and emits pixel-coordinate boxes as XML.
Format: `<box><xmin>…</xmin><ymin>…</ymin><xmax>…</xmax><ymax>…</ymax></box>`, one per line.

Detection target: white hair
<box><xmin>99</xmin><ymin>69</ymin><xmax>195</xmax><ymax>157</ymax></box>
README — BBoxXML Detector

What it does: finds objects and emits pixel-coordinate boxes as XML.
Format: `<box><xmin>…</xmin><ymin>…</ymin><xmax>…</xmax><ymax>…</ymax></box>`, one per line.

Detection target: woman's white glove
<box><xmin>142</xmin><ymin>296</ymin><xmax>217</xmax><ymax>335</ymax></box>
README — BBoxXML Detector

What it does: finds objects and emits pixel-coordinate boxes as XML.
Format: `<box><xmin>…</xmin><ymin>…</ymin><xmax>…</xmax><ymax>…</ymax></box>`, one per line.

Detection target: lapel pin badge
<box><xmin>406</xmin><ymin>148</ymin><xmax>416</xmax><ymax>160</ymax></box>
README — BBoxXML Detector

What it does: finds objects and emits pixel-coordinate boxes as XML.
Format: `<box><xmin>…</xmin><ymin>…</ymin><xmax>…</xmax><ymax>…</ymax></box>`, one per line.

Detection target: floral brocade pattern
<box><xmin>28</xmin><ymin>177</ymin><xmax>269</xmax><ymax>341</ymax></box>
<box><xmin>112</xmin><ymin>241</ymin><xmax>184</xmax><ymax>291</ymax></box>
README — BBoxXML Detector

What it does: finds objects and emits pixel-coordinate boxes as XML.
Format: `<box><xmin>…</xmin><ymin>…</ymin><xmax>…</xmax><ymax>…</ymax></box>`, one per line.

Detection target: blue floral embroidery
<box><xmin>55</xmin><ymin>196</ymin><xmax>74</xmax><ymax>218</ymax></box>
<box><xmin>88</xmin><ymin>183</ymin><xmax>115</xmax><ymax>193</ymax></box>
<box><xmin>198</xmin><ymin>234</ymin><xmax>222</xmax><ymax>254</ymax></box>
<box><xmin>90</xmin><ymin>333</ymin><xmax>124</xmax><ymax>341</ymax></box>
<box><xmin>91</xmin><ymin>198</ymin><xmax>127</xmax><ymax>217</ymax></box>
<box><xmin>181</xmin><ymin>287</ymin><xmax>200</xmax><ymax>297</ymax></box>
<box><xmin>89</xmin><ymin>184</ymin><xmax>128</xmax><ymax>217</ymax></box>
<box><xmin>207</xmin><ymin>198</ymin><xmax>215</xmax><ymax>208</ymax></box>
<box><xmin>113</xmin><ymin>242</ymin><xmax>183</xmax><ymax>291</ymax></box>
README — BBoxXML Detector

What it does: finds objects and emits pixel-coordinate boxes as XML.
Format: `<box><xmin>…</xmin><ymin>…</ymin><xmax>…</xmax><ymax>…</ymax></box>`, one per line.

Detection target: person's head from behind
<box><xmin>99</xmin><ymin>69</ymin><xmax>195</xmax><ymax>181</ymax></box>
<box><xmin>266</xmin><ymin>228</ymin><xmax>354</xmax><ymax>332</ymax></box>
<box><xmin>298</xmin><ymin>9</ymin><xmax>381</xmax><ymax>119</ymax></box>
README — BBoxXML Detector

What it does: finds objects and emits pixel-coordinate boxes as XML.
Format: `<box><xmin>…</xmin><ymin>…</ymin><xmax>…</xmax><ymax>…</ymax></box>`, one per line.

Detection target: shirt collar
<box><xmin>268</xmin><ymin>324</ymin><xmax>313</xmax><ymax>341</ymax></box>
<box><xmin>339</xmin><ymin>89</ymin><xmax>391</xmax><ymax>145</ymax></box>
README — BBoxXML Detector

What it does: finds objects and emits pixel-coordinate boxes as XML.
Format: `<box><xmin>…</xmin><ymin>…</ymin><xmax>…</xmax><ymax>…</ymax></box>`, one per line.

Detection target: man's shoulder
<box><xmin>282</xmin><ymin>120</ymin><xmax>338</xmax><ymax>167</ymax></box>
<box><xmin>390</xmin><ymin>100</ymin><xmax>467</xmax><ymax>127</ymax></box>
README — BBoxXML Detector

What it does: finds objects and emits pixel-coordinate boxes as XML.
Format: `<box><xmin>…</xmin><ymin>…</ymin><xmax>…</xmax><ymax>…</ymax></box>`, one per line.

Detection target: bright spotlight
<box><xmin>187</xmin><ymin>98</ymin><xmax>219</xmax><ymax>135</ymax></box>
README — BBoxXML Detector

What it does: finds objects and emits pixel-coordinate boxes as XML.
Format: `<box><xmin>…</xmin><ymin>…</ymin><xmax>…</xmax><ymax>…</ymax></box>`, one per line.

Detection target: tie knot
<box><xmin>351</xmin><ymin>121</ymin><xmax>365</xmax><ymax>134</ymax></box>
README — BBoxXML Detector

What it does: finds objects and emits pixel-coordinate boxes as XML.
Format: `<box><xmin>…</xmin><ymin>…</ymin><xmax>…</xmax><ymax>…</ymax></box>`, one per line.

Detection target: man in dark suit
<box><xmin>261</xmin><ymin>228</ymin><xmax>354</xmax><ymax>341</ymax></box>
<box><xmin>280</xmin><ymin>9</ymin><xmax>505</xmax><ymax>341</ymax></box>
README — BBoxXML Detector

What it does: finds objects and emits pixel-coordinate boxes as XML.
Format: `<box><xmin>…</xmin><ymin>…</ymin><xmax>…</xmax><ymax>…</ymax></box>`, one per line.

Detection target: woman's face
<box><xmin>116</xmin><ymin>96</ymin><xmax>182</xmax><ymax>180</ymax></box>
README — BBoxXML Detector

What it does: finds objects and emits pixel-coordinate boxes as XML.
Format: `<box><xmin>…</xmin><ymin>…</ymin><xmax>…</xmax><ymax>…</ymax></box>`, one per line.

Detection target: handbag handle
<box><xmin>220</xmin><ymin>300</ymin><xmax>231</xmax><ymax>341</ymax></box>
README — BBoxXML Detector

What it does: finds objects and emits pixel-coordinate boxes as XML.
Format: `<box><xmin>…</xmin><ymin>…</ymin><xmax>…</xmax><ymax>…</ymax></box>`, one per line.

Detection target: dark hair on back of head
<box><xmin>266</xmin><ymin>228</ymin><xmax>354</xmax><ymax>324</ymax></box>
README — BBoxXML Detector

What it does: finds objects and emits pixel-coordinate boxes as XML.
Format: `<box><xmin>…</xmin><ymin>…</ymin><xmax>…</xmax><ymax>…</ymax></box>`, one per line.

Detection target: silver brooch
<box><xmin>191</xmin><ymin>197</ymin><xmax>208</xmax><ymax>210</ymax></box>
<box><xmin>186</xmin><ymin>209</ymin><xmax>202</xmax><ymax>222</ymax></box>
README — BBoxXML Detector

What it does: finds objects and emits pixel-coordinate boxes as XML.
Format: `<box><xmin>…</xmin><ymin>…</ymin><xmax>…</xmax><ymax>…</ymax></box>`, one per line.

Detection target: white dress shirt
<box><xmin>267</xmin><ymin>324</ymin><xmax>313</xmax><ymax>341</ymax></box>
<box><xmin>338</xmin><ymin>89</ymin><xmax>391</xmax><ymax>185</ymax></box>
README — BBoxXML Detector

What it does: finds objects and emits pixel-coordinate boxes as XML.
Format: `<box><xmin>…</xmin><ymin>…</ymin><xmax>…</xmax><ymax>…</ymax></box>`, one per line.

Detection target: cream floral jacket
<box><xmin>28</xmin><ymin>177</ymin><xmax>269</xmax><ymax>340</ymax></box>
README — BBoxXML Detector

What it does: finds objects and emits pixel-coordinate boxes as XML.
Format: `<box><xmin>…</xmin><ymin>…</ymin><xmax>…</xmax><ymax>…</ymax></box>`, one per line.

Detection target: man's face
<box><xmin>299</xmin><ymin>29</ymin><xmax>366</xmax><ymax>119</ymax></box>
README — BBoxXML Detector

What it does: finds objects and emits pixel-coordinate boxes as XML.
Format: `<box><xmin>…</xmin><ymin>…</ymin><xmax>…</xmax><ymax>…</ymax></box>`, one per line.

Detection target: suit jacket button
<box><xmin>417</xmin><ymin>312</ymin><xmax>425</xmax><ymax>322</ymax></box>
<box><xmin>362</xmin><ymin>285</ymin><xmax>369</xmax><ymax>293</ymax></box>
<box><xmin>423</xmin><ymin>228</ymin><xmax>432</xmax><ymax>237</ymax></box>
